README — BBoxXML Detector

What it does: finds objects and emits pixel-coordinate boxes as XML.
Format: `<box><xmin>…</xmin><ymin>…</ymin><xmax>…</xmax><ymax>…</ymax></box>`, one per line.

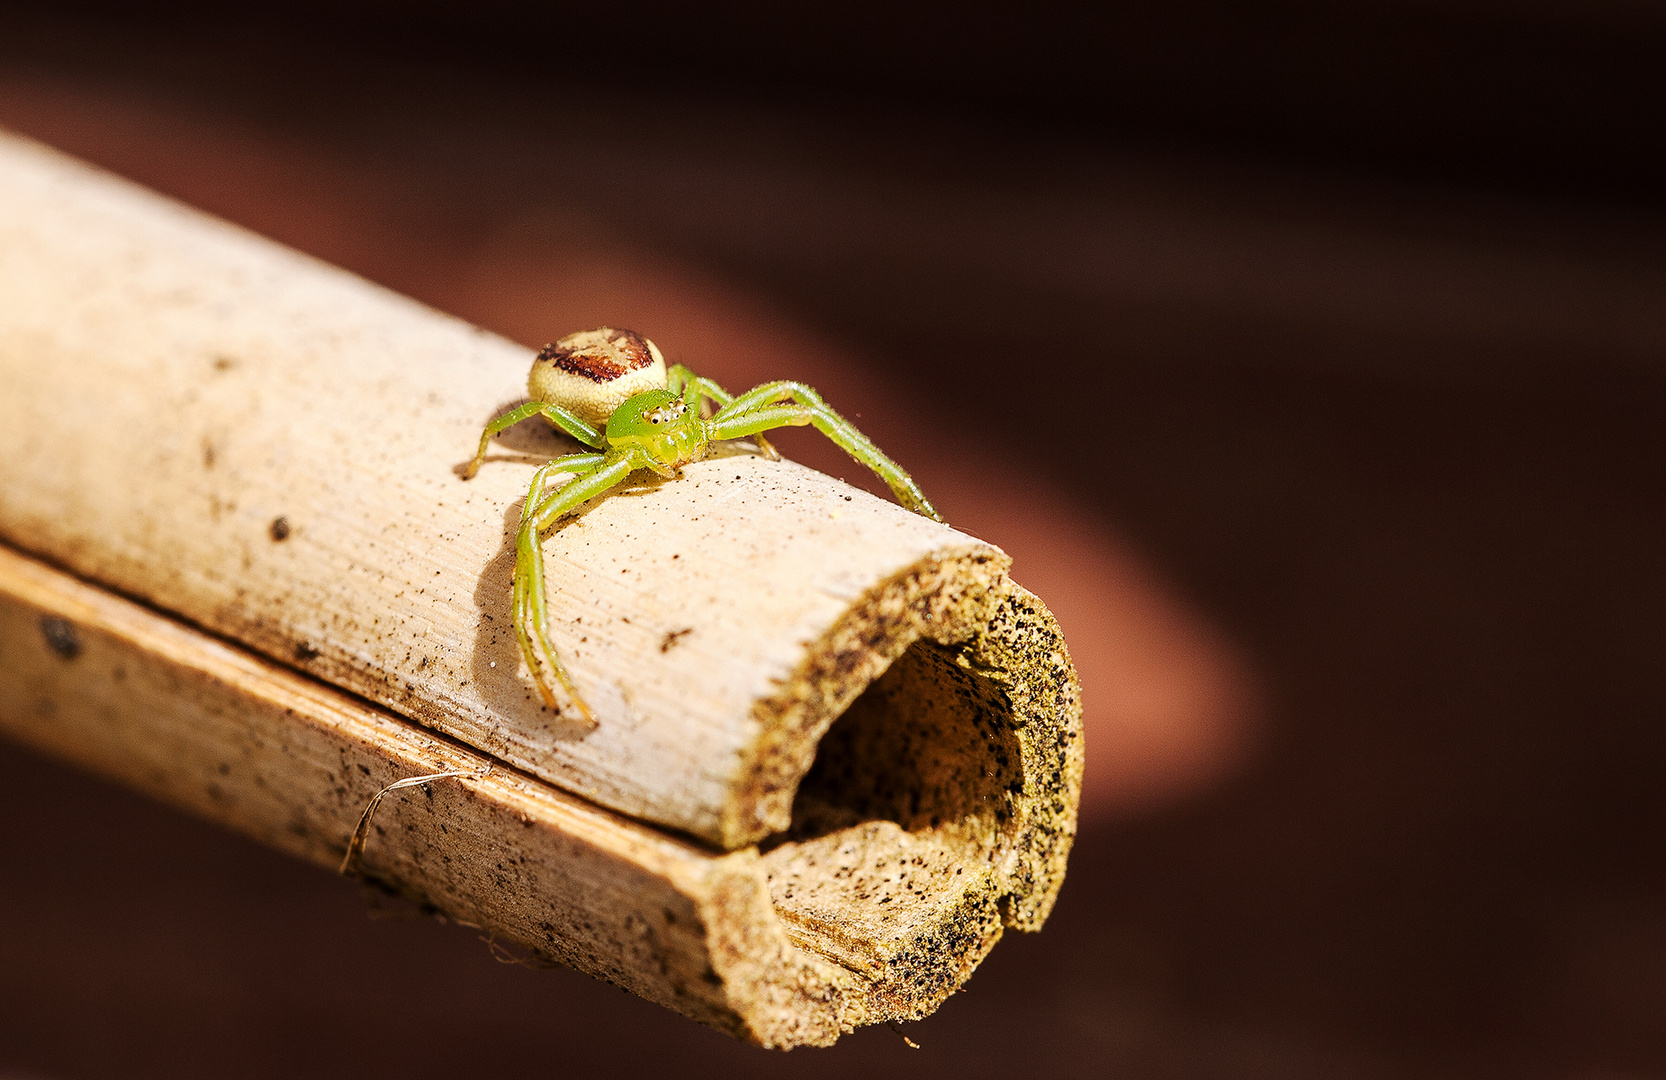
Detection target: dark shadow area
<box><xmin>6</xmin><ymin>0</ymin><xmax>1666</xmax><ymax>206</ymax></box>
<box><xmin>779</xmin><ymin>641</ymin><xmax>1023</xmax><ymax>844</ymax></box>
<box><xmin>1031</xmin><ymin>360</ymin><xmax>1666</xmax><ymax>1075</ymax></box>
<box><xmin>756</xmin><ymin>640</ymin><xmax>1033</xmax><ymax>1014</ymax></box>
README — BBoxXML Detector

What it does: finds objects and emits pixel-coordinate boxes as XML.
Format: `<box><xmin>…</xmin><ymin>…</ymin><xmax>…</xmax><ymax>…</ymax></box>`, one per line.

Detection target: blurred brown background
<box><xmin>1</xmin><ymin>2</ymin><xmax>1664</xmax><ymax>1076</ymax></box>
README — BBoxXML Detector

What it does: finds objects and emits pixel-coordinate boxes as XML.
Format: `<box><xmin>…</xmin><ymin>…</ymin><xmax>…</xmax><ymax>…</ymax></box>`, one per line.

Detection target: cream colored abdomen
<box><xmin>527</xmin><ymin>328</ymin><xmax>668</xmax><ymax>428</ymax></box>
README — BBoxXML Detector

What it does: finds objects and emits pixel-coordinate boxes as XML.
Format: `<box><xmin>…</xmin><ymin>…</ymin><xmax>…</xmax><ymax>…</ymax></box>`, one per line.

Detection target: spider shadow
<box><xmin>450</xmin><ymin>396</ymin><xmax>573</xmax><ymax>480</ymax></box>
<box><xmin>465</xmin><ymin>400</ymin><xmax>678</xmax><ymax>741</ymax></box>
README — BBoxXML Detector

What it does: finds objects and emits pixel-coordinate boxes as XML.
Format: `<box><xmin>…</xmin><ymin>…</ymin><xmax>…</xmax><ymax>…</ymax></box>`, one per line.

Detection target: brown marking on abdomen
<box><xmin>537</xmin><ymin>328</ymin><xmax>654</xmax><ymax>384</ymax></box>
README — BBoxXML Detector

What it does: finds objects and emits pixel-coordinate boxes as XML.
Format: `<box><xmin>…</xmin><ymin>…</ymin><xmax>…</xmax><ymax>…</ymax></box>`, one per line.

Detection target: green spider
<box><xmin>464</xmin><ymin>327</ymin><xmax>942</xmax><ymax>726</ymax></box>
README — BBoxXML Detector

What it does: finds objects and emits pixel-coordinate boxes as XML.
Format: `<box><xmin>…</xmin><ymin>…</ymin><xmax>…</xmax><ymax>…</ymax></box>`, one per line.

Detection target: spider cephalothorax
<box><xmin>464</xmin><ymin>327</ymin><xmax>940</xmax><ymax>726</ymax></box>
<box><xmin>605</xmin><ymin>390</ymin><xmax>707</xmax><ymax>471</ymax></box>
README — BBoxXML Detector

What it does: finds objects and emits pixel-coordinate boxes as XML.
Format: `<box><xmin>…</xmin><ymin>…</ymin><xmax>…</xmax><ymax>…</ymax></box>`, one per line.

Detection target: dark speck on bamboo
<box><xmin>39</xmin><ymin>615</ymin><xmax>81</xmax><ymax>660</ymax></box>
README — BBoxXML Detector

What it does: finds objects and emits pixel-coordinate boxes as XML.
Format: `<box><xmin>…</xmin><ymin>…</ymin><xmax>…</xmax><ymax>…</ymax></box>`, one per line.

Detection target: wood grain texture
<box><xmin>0</xmin><ymin>129</ymin><xmax>1082</xmax><ymax>1038</ymax></box>
<box><xmin>0</xmin><ymin>544</ymin><xmax>863</xmax><ymax>1046</ymax></box>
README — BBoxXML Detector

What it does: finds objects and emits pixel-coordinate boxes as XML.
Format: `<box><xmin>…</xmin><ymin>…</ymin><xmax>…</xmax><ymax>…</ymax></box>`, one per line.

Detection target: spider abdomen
<box><xmin>528</xmin><ymin>327</ymin><xmax>668</xmax><ymax>428</ymax></box>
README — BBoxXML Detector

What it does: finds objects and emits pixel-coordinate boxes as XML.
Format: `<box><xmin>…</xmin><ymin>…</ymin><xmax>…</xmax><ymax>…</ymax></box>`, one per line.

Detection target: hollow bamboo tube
<box><xmin>0</xmin><ymin>131</ymin><xmax>1082</xmax><ymax>1041</ymax></box>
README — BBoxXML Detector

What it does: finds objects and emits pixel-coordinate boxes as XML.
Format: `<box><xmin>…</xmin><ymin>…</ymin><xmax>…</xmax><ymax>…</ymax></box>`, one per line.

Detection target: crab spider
<box><xmin>463</xmin><ymin>327</ymin><xmax>941</xmax><ymax>727</ymax></box>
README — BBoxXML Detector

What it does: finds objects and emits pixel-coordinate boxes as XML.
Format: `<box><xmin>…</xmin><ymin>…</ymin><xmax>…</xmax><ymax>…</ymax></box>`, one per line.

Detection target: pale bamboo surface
<box><xmin>0</xmin><ymin>129</ymin><xmax>1083</xmax><ymax>1038</ymax></box>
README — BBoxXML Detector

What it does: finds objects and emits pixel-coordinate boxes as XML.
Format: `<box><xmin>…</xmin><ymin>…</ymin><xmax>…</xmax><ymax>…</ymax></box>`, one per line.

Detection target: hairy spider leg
<box><xmin>463</xmin><ymin>401</ymin><xmax>605</xmax><ymax>479</ymax></box>
<box><xmin>715</xmin><ymin>380</ymin><xmax>843</xmax><ymax>463</ymax></box>
<box><xmin>512</xmin><ymin>450</ymin><xmax>645</xmax><ymax>724</ymax></box>
<box><xmin>709</xmin><ymin>397</ymin><xmax>942</xmax><ymax>521</ymax></box>
<box><xmin>711</xmin><ymin>383</ymin><xmax>923</xmax><ymax>495</ymax></box>
<box><xmin>515</xmin><ymin>453</ymin><xmax>612</xmax><ymax>649</ymax></box>
<box><xmin>519</xmin><ymin>453</ymin><xmax>609</xmax><ymax>517</ymax></box>
<box><xmin>510</xmin><ymin>463</ymin><xmax>591</xmax><ymax>715</ymax></box>
<box><xmin>713</xmin><ymin>379</ymin><xmax>831</xmax><ymax>417</ymax></box>
<box><xmin>666</xmin><ymin>363</ymin><xmax>733</xmax><ymax>412</ymax></box>
<box><xmin>667</xmin><ymin>363</ymin><xmax>779</xmax><ymax>460</ymax></box>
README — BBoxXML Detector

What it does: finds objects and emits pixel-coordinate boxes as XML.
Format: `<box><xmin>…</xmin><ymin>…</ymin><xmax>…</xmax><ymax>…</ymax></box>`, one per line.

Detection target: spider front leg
<box><xmin>667</xmin><ymin>363</ymin><xmax>779</xmax><ymax>460</ymax></box>
<box><xmin>463</xmin><ymin>400</ymin><xmax>604</xmax><ymax>479</ymax></box>
<box><xmin>666</xmin><ymin>363</ymin><xmax>735</xmax><ymax>413</ymax></box>
<box><xmin>713</xmin><ymin>379</ymin><xmax>830</xmax><ymax>417</ymax></box>
<box><xmin>511</xmin><ymin>450</ymin><xmax>643</xmax><ymax>724</ymax></box>
<box><xmin>709</xmin><ymin>395</ymin><xmax>942</xmax><ymax>521</ymax></box>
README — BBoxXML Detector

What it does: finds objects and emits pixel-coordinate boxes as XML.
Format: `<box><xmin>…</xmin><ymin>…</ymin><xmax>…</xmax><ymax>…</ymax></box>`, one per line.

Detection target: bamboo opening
<box><xmin>760</xmin><ymin>640</ymin><xmax>1025</xmax><ymax>1015</ymax></box>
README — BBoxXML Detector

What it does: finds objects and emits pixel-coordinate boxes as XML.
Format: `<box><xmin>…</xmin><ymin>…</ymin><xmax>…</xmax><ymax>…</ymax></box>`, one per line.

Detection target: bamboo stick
<box><xmin>0</xmin><ymin>130</ymin><xmax>1082</xmax><ymax>1041</ymax></box>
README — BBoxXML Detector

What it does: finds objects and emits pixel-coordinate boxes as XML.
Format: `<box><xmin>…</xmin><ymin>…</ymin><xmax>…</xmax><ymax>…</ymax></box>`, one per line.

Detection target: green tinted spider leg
<box><xmin>512</xmin><ymin>451</ymin><xmax>644</xmax><ymax>724</ymax></box>
<box><xmin>463</xmin><ymin>400</ymin><xmax>604</xmax><ymax>479</ymax></box>
<box><xmin>510</xmin><ymin>458</ymin><xmax>597</xmax><ymax>714</ymax></box>
<box><xmin>513</xmin><ymin>522</ymin><xmax>593</xmax><ymax>721</ymax></box>
<box><xmin>714</xmin><ymin>379</ymin><xmax>830</xmax><ymax>416</ymax></box>
<box><xmin>491</xmin><ymin>452</ymin><xmax>604</xmax><ymax>717</ymax></box>
<box><xmin>715</xmin><ymin>382</ymin><xmax>917</xmax><ymax>495</ymax></box>
<box><xmin>709</xmin><ymin>399</ymin><xmax>942</xmax><ymax>522</ymax></box>
<box><xmin>518</xmin><ymin>453</ymin><xmax>609</xmax><ymax>520</ymax></box>
<box><xmin>667</xmin><ymin>363</ymin><xmax>780</xmax><ymax>460</ymax></box>
<box><xmin>666</xmin><ymin>363</ymin><xmax>734</xmax><ymax>411</ymax></box>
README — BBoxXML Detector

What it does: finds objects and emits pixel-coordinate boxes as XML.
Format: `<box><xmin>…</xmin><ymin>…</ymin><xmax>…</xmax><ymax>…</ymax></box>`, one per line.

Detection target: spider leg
<box><xmin>518</xmin><ymin>453</ymin><xmax>609</xmax><ymax>521</ymax></box>
<box><xmin>667</xmin><ymin>364</ymin><xmax>779</xmax><ymax>459</ymax></box>
<box><xmin>666</xmin><ymin>363</ymin><xmax>734</xmax><ymax>413</ymax></box>
<box><xmin>463</xmin><ymin>401</ymin><xmax>605</xmax><ymax>479</ymax></box>
<box><xmin>709</xmin><ymin>402</ymin><xmax>942</xmax><ymax>522</ymax></box>
<box><xmin>715</xmin><ymin>381</ymin><xmax>839</xmax><ymax>464</ymax></box>
<box><xmin>512</xmin><ymin>450</ymin><xmax>645</xmax><ymax>723</ymax></box>
<box><xmin>712</xmin><ymin>379</ymin><xmax>828</xmax><ymax>418</ymax></box>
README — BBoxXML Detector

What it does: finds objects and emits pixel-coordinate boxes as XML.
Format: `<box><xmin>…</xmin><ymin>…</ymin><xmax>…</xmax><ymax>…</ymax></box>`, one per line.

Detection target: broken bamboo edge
<box><xmin>0</xmin><ymin>130</ymin><xmax>1083</xmax><ymax>1042</ymax></box>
